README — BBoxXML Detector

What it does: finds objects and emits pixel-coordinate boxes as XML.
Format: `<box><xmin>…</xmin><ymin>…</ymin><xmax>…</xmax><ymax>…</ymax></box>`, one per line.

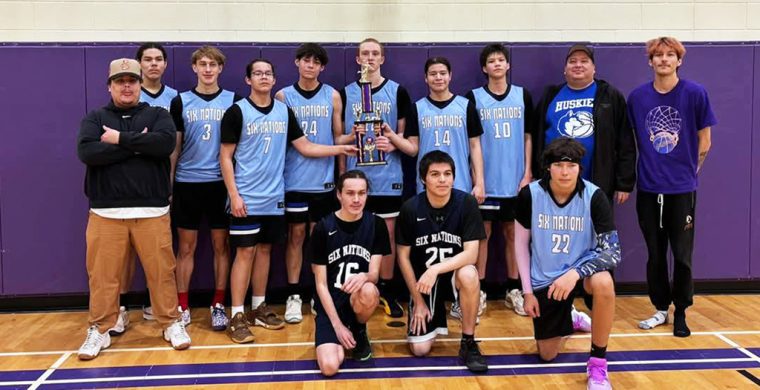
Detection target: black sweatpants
<box><xmin>636</xmin><ymin>190</ymin><xmax>696</xmax><ymax>311</ymax></box>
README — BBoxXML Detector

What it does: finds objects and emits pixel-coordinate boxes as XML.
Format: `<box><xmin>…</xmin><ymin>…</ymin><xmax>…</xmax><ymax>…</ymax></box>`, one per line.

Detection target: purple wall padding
<box><xmin>751</xmin><ymin>46</ymin><xmax>760</xmax><ymax>278</ymax></box>
<box><xmin>0</xmin><ymin>47</ymin><xmax>90</xmax><ymax>294</ymax></box>
<box><xmin>0</xmin><ymin>42</ymin><xmax>756</xmax><ymax>297</ymax></box>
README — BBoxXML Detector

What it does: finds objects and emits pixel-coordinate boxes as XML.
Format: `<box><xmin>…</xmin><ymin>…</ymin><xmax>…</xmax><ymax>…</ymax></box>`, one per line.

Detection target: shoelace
<box><xmin>82</xmin><ymin>327</ymin><xmax>101</xmax><ymax>349</ymax></box>
<box><xmin>588</xmin><ymin>364</ymin><xmax>608</xmax><ymax>383</ymax></box>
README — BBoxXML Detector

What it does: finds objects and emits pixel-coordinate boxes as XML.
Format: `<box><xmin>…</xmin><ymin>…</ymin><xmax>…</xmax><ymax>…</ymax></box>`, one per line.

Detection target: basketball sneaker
<box><xmin>504</xmin><ymin>289</ymin><xmax>527</xmax><ymax>316</ymax></box>
<box><xmin>352</xmin><ymin>327</ymin><xmax>372</xmax><ymax>361</ymax></box>
<box><xmin>586</xmin><ymin>357</ymin><xmax>612</xmax><ymax>389</ymax></box>
<box><xmin>78</xmin><ymin>325</ymin><xmax>111</xmax><ymax>360</ymax></box>
<box><xmin>178</xmin><ymin>306</ymin><xmax>191</xmax><ymax>326</ymax></box>
<box><xmin>109</xmin><ymin>306</ymin><xmax>130</xmax><ymax>336</ymax></box>
<box><xmin>450</xmin><ymin>301</ymin><xmax>480</xmax><ymax>325</ymax></box>
<box><xmin>572</xmin><ymin>306</ymin><xmax>592</xmax><ymax>333</ymax></box>
<box><xmin>210</xmin><ymin>303</ymin><xmax>229</xmax><ymax>331</ymax></box>
<box><xmin>285</xmin><ymin>294</ymin><xmax>303</xmax><ymax>324</ymax></box>
<box><xmin>379</xmin><ymin>296</ymin><xmax>404</xmax><ymax>318</ymax></box>
<box><xmin>459</xmin><ymin>338</ymin><xmax>488</xmax><ymax>373</ymax></box>
<box><xmin>228</xmin><ymin>312</ymin><xmax>255</xmax><ymax>344</ymax></box>
<box><xmin>142</xmin><ymin>306</ymin><xmax>155</xmax><ymax>321</ymax></box>
<box><xmin>478</xmin><ymin>291</ymin><xmax>487</xmax><ymax>316</ymax></box>
<box><xmin>247</xmin><ymin>303</ymin><xmax>285</xmax><ymax>330</ymax></box>
<box><xmin>163</xmin><ymin>319</ymin><xmax>191</xmax><ymax>350</ymax></box>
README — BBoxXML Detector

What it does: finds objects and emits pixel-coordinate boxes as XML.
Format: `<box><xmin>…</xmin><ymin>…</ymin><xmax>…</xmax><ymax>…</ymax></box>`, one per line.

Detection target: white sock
<box><xmin>639</xmin><ymin>310</ymin><xmax>668</xmax><ymax>330</ymax></box>
<box><xmin>251</xmin><ymin>296</ymin><xmax>265</xmax><ymax>310</ymax></box>
<box><xmin>231</xmin><ymin>305</ymin><xmax>245</xmax><ymax>317</ymax></box>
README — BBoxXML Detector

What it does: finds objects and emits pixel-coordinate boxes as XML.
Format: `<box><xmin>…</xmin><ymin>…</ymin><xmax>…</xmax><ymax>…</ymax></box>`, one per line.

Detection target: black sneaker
<box><xmin>379</xmin><ymin>296</ymin><xmax>404</xmax><ymax>318</ymax></box>
<box><xmin>352</xmin><ymin>328</ymin><xmax>372</xmax><ymax>361</ymax></box>
<box><xmin>459</xmin><ymin>338</ymin><xmax>488</xmax><ymax>373</ymax></box>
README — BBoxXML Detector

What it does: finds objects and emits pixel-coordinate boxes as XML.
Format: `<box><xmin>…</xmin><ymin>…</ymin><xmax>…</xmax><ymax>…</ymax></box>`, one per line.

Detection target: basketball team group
<box><xmin>76</xmin><ymin>36</ymin><xmax>715</xmax><ymax>389</ymax></box>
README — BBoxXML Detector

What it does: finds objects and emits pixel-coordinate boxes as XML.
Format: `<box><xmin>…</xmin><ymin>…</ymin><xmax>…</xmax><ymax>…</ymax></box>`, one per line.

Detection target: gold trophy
<box><xmin>354</xmin><ymin>62</ymin><xmax>386</xmax><ymax>166</ymax></box>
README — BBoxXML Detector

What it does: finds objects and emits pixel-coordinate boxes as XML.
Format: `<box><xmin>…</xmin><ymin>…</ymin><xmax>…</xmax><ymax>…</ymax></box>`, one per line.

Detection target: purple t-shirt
<box><xmin>627</xmin><ymin>79</ymin><xmax>717</xmax><ymax>194</ymax></box>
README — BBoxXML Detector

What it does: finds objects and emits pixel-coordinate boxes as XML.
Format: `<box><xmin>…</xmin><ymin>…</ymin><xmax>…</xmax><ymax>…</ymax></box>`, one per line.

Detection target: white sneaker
<box><xmin>285</xmin><ymin>294</ymin><xmax>303</xmax><ymax>324</ymax></box>
<box><xmin>163</xmin><ymin>320</ymin><xmax>191</xmax><ymax>350</ymax></box>
<box><xmin>478</xmin><ymin>291</ymin><xmax>487</xmax><ymax>316</ymax></box>
<box><xmin>142</xmin><ymin>306</ymin><xmax>155</xmax><ymax>321</ymax></box>
<box><xmin>572</xmin><ymin>306</ymin><xmax>592</xmax><ymax>333</ymax></box>
<box><xmin>505</xmin><ymin>289</ymin><xmax>527</xmax><ymax>316</ymax></box>
<box><xmin>78</xmin><ymin>325</ymin><xmax>111</xmax><ymax>360</ymax></box>
<box><xmin>109</xmin><ymin>306</ymin><xmax>130</xmax><ymax>336</ymax></box>
<box><xmin>178</xmin><ymin>306</ymin><xmax>191</xmax><ymax>326</ymax></box>
<box><xmin>450</xmin><ymin>301</ymin><xmax>480</xmax><ymax>325</ymax></box>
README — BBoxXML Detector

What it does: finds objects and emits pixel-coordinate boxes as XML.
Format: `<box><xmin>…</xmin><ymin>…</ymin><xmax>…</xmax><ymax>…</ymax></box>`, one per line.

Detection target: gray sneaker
<box><xmin>210</xmin><ymin>303</ymin><xmax>229</xmax><ymax>331</ymax></box>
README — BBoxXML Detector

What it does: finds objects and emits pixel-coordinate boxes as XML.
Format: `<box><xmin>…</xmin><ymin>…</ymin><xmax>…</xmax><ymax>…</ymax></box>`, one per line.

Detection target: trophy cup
<box><xmin>354</xmin><ymin>62</ymin><xmax>386</xmax><ymax>166</ymax></box>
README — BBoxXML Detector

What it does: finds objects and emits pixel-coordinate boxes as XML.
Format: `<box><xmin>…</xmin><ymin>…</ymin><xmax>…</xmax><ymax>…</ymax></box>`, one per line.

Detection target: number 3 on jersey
<box><xmin>334</xmin><ymin>262</ymin><xmax>359</xmax><ymax>289</ymax></box>
<box><xmin>202</xmin><ymin>123</ymin><xmax>211</xmax><ymax>140</ymax></box>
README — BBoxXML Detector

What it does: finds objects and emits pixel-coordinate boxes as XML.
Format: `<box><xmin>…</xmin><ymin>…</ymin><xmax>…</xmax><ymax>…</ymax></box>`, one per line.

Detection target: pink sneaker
<box><xmin>572</xmin><ymin>308</ymin><xmax>592</xmax><ymax>333</ymax></box>
<box><xmin>586</xmin><ymin>357</ymin><xmax>612</xmax><ymax>390</ymax></box>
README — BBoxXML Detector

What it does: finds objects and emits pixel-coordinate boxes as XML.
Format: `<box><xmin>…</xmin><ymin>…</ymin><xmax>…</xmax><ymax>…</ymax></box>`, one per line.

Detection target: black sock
<box><xmin>674</xmin><ymin>309</ymin><xmax>690</xmax><ymax>337</ymax></box>
<box><xmin>119</xmin><ymin>293</ymin><xmax>129</xmax><ymax>308</ymax></box>
<box><xmin>479</xmin><ymin>279</ymin><xmax>487</xmax><ymax>293</ymax></box>
<box><xmin>378</xmin><ymin>278</ymin><xmax>392</xmax><ymax>299</ymax></box>
<box><xmin>461</xmin><ymin>333</ymin><xmax>474</xmax><ymax>343</ymax></box>
<box><xmin>590</xmin><ymin>343</ymin><xmax>607</xmax><ymax>359</ymax></box>
<box><xmin>286</xmin><ymin>283</ymin><xmax>300</xmax><ymax>297</ymax></box>
<box><xmin>506</xmin><ymin>277</ymin><xmax>520</xmax><ymax>291</ymax></box>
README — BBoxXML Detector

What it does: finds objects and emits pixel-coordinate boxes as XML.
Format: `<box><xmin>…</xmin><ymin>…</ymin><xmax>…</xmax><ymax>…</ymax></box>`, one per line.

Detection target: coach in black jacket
<box><xmin>533</xmin><ymin>45</ymin><xmax>636</xmax><ymax>203</ymax></box>
<box><xmin>75</xmin><ymin>58</ymin><xmax>190</xmax><ymax>361</ymax></box>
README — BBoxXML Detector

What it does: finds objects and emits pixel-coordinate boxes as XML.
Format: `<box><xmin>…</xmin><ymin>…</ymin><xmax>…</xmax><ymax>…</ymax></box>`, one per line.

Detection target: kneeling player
<box><xmin>396</xmin><ymin>151</ymin><xmax>488</xmax><ymax>373</ymax></box>
<box><xmin>515</xmin><ymin>138</ymin><xmax>620</xmax><ymax>390</ymax></box>
<box><xmin>310</xmin><ymin>170</ymin><xmax>390</xmax><ymax>376</ymax></box>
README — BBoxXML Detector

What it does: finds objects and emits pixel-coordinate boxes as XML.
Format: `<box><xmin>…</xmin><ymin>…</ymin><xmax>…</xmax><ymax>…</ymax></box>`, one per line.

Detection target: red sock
<box><xmin>178</xmin><ymin>292</ymin><xmax>189</xmax><ymax>311</ymax></box>
<box><xmin>212</xmin><ymin>289</ymin><xmax>226</xmax><ymax>307</ymax></box>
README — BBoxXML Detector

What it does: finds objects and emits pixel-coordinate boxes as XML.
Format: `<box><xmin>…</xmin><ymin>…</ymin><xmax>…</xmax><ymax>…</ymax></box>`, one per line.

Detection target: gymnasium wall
<box><xmin>2</xmin><ymin>1</ymin><xmax>760</xmax><ymax>43</ymax></box>
<box><xmin>0</xmin><ymin>41</ymin><xmax>755</xmax><ymax>298</ymax></box>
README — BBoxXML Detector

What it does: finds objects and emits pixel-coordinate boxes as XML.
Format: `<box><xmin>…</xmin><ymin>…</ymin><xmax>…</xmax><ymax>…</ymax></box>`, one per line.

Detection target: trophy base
<box><xmin>356</xmin><ymin>161</ymin><xmax>388</xmax><ymax>167</ymax></box>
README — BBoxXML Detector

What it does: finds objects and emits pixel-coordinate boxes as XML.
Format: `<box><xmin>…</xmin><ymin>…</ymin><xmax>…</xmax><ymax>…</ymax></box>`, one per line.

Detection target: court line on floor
<box><xmin>0</xmin><ymin>355</ymin><xmax>756</xmax><ymax>387</ymax></box>
<box><xmin>0</xmin><ymin>330</ymin><xmax>758</xmax><ymax>358</ymax></box>
<box><xmin>715</xmin><ymin>333</ymin><xmax>760</xmax><ymax>364</ymax></box>
<box><xmin>27</xmin><ymin>352</ymin><xmax>70</xmax><ymax>390</ymax></box>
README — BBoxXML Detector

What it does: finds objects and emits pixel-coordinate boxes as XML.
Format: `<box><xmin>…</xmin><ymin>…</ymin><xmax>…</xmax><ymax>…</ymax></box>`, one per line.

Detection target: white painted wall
<box><xmin>1</xmin><ymin>0</ymin><xmax>759</xmax><ymax>42</ymax></box>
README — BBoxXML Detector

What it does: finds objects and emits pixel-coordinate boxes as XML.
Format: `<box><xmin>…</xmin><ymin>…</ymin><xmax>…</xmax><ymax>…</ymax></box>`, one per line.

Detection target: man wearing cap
<box><xmin>76</xmin><ymin>58</ymin><xmax>191</xmax><ymax>360</ymax></box>
<box><xmin>533</xmin><ymin>44</ymin><xmax>636</xmax><ymax>206</ymax></box>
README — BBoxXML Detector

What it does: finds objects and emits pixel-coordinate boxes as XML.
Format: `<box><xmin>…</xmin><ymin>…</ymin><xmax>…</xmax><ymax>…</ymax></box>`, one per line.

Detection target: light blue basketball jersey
<box><xmin>528</xmin><ymin>180</ymin><xmax>598</xmax><ymax>290</ymax></box>
<box><xmin>344</xmin><ymin>80</ymin><xmax>403</xmax><ymax>196</ymax></box>
<box><xmin>282</xmin><ymin>84</ymin><xmax>335</xmax><ymax>192</ymax></box>
<box><xmin>472</xmin><ymin>86</ymin><xmax>525</xmax><ymax>197</ymax></box>
<box><xmin>175</xmin><ymin>90</ymin><xmax>236</xmax><ymax>183</ymax></box>
<box><xmin>140</xmin><ymin>85</ymin><xmax>177</xmax><ymax>111</ymax></box>
<box><xmin>415</xmin><ymin>96</ymin><xmax>472</xmax><ymax>193</ymax></box>
<box><xmin>234</xmin><ymin>99</ymin><xmax>291</xmax><ymax>215</ymax></box>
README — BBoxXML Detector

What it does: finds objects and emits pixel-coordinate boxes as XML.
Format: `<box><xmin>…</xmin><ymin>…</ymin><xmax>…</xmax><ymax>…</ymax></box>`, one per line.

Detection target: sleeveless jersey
<box><xmin>407</xmin><ymin>189</ymin><xmax>469</xmax><ymax>278</ymax></box>
<box><xmin>233</xmin><ymin>99</ymin><xmax>291</xmax><ymax>215</ymax></box>
<box><xmin>282</xmin><ymin>84</ymin><xmax>335</xmax><ymax>192</ymax></box>
<box><xmin>415</xmin><ymin>96</ymin><xmax>472</xmax><ymax>193</ymax></box>
<box><xmin>140</xmin><ymin>85</ymin><xmax>177</xmax><ymax>111</ymax></box>
<box><xmin>528</xmin><ymin>180</ymin><xmax>598</xmax><ymax>290</ymax></box>
<box><xmin>175</xmin><ymin>89</ymin><xmax>236</xmax><ymax>183</ymax></box>
<box><xmin>343</xmin><ymin>80</ymin><xmax>403</xmax><ymax>196</ymax></box>
<box><xmin>472</xmin><ymin>86</ymin><xmax>525</xmax><ymax>197</ymax></box>
<box><xmin>323</xmin><ymin>212</ymin><xmax>376</xmax><ymax>297</ymax></box>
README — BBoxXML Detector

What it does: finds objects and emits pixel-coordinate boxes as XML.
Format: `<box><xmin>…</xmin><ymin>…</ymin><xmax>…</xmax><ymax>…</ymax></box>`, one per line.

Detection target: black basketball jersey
<box><xmin>321</xmin><ymin>212</ymin><xmax>376</xmax><ymax>297</ymax></box>
<box><xmin>404</xmin><ymin>189</ymin><xmax>471</xmax><ymax>278</ymax></box>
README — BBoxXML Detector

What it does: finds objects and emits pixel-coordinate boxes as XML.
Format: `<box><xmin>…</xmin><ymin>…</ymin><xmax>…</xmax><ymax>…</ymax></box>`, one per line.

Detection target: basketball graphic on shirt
<box><xmin>557</xmin><ymin>110</ymin><xmax>594</xmax><ymax>138</ymax></box>
<box><xmin>646</xmin><ymin>106</ymin><xmax>681</xmax><ymax>154</ymax></box>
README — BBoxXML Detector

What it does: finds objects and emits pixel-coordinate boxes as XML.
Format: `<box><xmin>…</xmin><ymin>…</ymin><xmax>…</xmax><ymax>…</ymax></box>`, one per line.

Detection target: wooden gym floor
<box><xmin>1</xmin><ymin>295</ymin><xmax>759</xmax><ymax>389</ymax></box>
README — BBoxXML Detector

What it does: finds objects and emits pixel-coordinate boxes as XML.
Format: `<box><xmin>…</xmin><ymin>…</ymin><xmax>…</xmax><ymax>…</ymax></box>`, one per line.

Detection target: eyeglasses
<box><xmin>251</xmin><ymin>71</ymin><xmax>274</xmax><ymax>78</ymax></box>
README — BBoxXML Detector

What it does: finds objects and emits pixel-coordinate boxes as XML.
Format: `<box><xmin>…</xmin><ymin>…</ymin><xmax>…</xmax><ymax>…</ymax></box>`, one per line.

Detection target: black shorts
<box><xmin>284</xmin><ymin>191</ymin><xmax>337</xmax><ymax>224</ymax></box>
<box><xmin>407</xmin><ymin>272</ymin><xmax>456</xmax><ymax>343</ymax></box>
<box><xmin>532</xmin><ymin>287</ymin><xmax>576</xmax><ymax>340</ymax></box>
<box><xmin>479</xmin><ymin>196</ymin><xmax>517</xmax><ymax>222</ymax></box>
<box><xmin>228</xmin><ymin>215</ymin><xmax>285</xmax><ymax>248</ymax></box>
<box><xmin>314</xmin><ymin>292</ymin><xmax>358</xmax><ymax>346</ymax></box>
<box><xmin>171</xmin><ymin>181</ymin><xmax>229</xmax><ymax>229</ymax></box>
<box><xmin>365</xmin><ymin>195</ymin><xmax>403</xmax><ymax>219</ymax></box>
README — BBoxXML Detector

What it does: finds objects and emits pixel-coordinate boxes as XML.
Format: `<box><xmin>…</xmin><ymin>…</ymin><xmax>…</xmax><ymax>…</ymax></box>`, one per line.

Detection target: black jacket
<box><xmin>77</xmin><ymin>101</ymin><xmax>176</xmax><ymax>208</ymax></box>
<box><xmin>533</xmin><ymin>79</ymin><xmax>636</xmax><ymax>197</ymax></box>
